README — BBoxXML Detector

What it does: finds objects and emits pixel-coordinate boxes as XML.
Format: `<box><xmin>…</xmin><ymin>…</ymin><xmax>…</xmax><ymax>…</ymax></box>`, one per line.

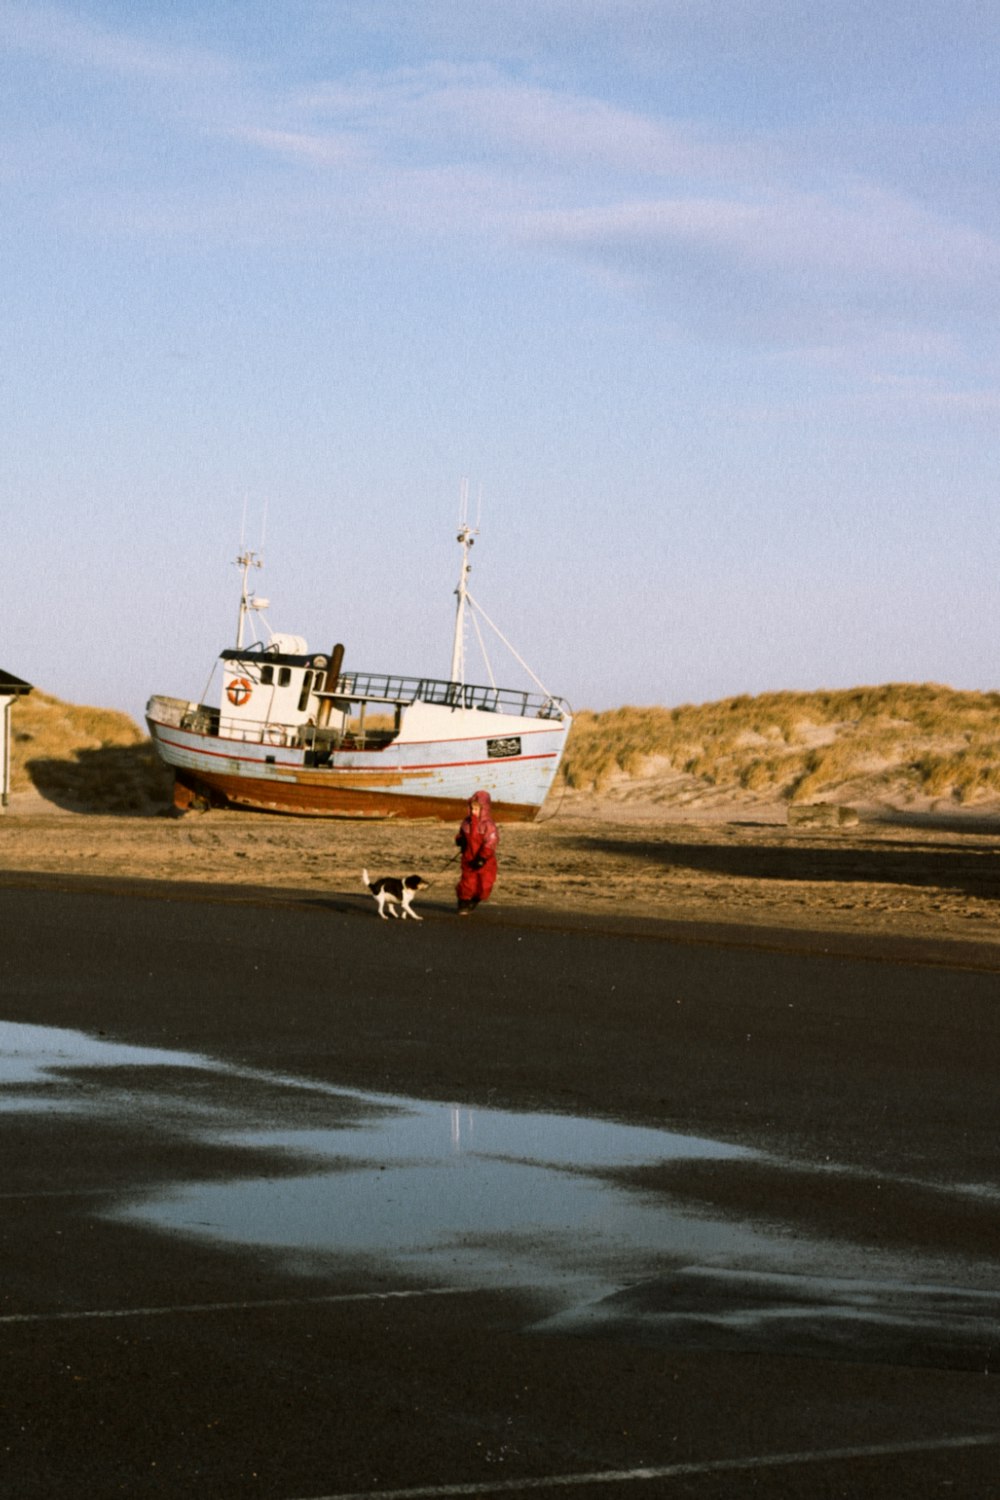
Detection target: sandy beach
<box><xmin>4</xmin><ymin>786</ymin><xmax>999</xmax><ymax>950</ymax></box>
<box><xmin>8</xmin><ymin>680</ymin><xmax>1000</xmax><ymax>953</ymax></box>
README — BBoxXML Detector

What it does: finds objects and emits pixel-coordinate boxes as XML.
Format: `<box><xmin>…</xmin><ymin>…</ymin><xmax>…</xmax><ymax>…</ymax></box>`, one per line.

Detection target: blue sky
<box><xmin>3</xmin><ymin>1</ymin><xmax>999</xmax><ymax>724</ymax></box>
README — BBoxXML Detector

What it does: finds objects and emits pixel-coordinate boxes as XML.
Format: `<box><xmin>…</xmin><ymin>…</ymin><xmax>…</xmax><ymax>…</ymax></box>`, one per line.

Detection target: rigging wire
<box><xmin>464</xmin><ymin>590</ymin><xmax>555</xmax><ymax>701</ymax></box>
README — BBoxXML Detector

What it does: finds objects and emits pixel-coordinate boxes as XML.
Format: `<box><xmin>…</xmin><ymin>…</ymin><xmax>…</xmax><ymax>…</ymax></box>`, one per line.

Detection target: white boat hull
<box><xmin>147</xmin><ymin>697</ymin><xmax>569</xmax><ymax>820</ymax></box>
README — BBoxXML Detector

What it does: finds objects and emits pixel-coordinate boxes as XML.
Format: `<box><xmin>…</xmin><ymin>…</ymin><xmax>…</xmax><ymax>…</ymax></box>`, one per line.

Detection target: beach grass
<box><xmin>561</xmin><ymin>683</ymin><xmax>1000</xmax><ymax>805</ymax></box>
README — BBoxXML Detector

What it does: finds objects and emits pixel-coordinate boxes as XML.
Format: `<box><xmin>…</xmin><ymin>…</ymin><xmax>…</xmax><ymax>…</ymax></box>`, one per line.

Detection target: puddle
<box><xmin>0</xmin><ymin>1022</ymin><xmax>218</xmax><ymax>1112</ymax></box>
<box><xmin>0</xmin><ymin>1022</ymin><xmax>210</xmax><ymax>1088</ymax></box>
<box><xmin>4</xmin><ymin>1020</ymin><xmax>1000</xmax><ymax>1367</ymax></box>
<box><xmin>126</xmin><ymin>1102</ymin><xmax>776</xmax><ymax>1300</ymax></box>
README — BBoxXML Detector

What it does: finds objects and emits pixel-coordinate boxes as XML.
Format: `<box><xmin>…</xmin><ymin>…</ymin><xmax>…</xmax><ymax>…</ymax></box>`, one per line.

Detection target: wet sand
<box><xmin>3</xmin><ymin>802</ymin><xmax>1000</xmax><ymax>1496</ymax></box>
<box><xmin>2</xmin><ymin>798</ymin><xmax>1000</xmax><ymax>950</ymax></box>
<box><xmin>2</xmin><ymin>877</ymin><xmax>1000</xmax><ymax>1497</ymax></box>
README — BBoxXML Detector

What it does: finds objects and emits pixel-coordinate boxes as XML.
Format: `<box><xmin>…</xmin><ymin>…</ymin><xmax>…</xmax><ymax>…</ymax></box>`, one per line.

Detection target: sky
<box><xmin>3</xmin><ymin>0</ymin><xmax>999</xmax><ymax>725</ymax></box>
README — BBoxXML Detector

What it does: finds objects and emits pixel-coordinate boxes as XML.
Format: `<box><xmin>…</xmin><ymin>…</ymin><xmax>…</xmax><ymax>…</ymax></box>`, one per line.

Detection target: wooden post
<box><xmin>0</xmin><ymin>695</ymin><xmax>10</xmax><ymax>810</ymax></box>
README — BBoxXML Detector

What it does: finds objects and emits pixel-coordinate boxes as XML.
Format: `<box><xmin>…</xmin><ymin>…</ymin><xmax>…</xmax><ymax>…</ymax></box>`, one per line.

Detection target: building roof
<box><xmin>0</xmin><ymin>669</ymin><xmax>32</xmax><ymax>696</ymax></box>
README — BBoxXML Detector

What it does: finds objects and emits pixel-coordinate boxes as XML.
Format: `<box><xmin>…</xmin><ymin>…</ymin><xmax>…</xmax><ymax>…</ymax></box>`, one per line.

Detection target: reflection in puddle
<box><xmin>125</xmin><ymin>1104</ymin><xmax>773</xmax><ymax>1300</ymax></box>
<box><xmin>4</xmin><ymin>1020</ymin><xmax>1000</xmax><ymax>1366</ymax></box>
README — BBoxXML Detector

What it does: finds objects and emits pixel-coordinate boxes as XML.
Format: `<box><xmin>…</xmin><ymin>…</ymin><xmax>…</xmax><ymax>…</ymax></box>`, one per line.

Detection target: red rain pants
<box><xmin>456</xmin><ymin>856</ymin><xmax>497</xmax><ymax>905</ymax></box>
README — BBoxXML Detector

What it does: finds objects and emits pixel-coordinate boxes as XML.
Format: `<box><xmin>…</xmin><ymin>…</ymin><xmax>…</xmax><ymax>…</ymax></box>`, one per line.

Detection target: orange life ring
<box><xmin>265</xmin><ymin>724</ymin><xmax>284</xmax><ymax>746</ymax></box>
<box><xmin>227</xmin><ymin>677</ymin><xmax>253</xmax><ymax>707</ymax></box>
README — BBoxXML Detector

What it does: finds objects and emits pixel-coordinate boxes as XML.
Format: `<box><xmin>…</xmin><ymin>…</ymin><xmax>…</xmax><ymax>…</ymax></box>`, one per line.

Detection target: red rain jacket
<box><xmin>456</xmin><ymin>789</ymin><xmax>499</xmax><ymax>867</ymax></box>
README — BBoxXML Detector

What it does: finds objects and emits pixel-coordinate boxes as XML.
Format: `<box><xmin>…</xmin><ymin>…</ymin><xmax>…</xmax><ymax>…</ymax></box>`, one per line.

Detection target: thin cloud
<box><xmin>8</xmin><ymin>5</ymin><xmax>997</xmax><ymax>378</ymax></box>
<box><xmin>296</xmin><ymin>64</ymin><xmax>751</xmax><ymax>180</ymax></box>
<box><xmin>229</xmin><ymin>127</ymin><xmax>365</xmax><ymax>169</ymax></box>
<box><xmin>509</xmin><ymin>182</ymin><xmax>1000</xmax><ymax>362</ymax></box>
<box><xmin>525</xmin><ymin>189</ymin><xmax>1000</xmax><ymax>289</ymax></box>
<box><xmin>350</xmin><ymin>0</ymin><xmax>1000</xmax><ymax>87</ymax></box>
<box><xmin>1</xmin><ymin>1</ymin><xmax>234</xmax><ymax>81</ymax></box>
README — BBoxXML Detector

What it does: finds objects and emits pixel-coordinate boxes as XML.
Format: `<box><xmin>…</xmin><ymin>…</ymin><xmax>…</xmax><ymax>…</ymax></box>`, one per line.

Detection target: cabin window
<box><xmin>278</xmin><ymin>667</ymin><xmax>291</xmax><ymax>688</ymax></box>
<box><xmin>297</xmin><ymin>670</ymin><xmax>314</xmax><ymax>713</ymax></box>
<box><xmin>260</xmin><ymin>665</ymin><xmax>274</xmax><ymax>686</ymax></box>
<box><xmin>339</xmin><ymin>703</ymin><xmax>401</xmax><ymax>748</ymax></box>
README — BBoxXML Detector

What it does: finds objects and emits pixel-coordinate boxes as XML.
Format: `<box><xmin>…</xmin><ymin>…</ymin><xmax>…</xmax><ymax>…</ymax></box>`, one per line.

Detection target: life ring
<box><xmin>227</xmin><ymin>677</ymin><xmax>253</xmax><ymax>707</ymax></box>
<box><xmin>265</xmin><ymin>724</ymin><xmax>285</xmax><ymax>746</ymax></box>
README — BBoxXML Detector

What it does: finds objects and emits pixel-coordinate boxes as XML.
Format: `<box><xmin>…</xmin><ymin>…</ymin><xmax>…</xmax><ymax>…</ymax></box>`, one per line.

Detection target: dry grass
<box><xmin>562</xmin><ymin>684</ymin><xmax>1000</xmax><ymax>806</ymax></box>
<box><xmin>10</xmin><ymin>691</ymin><xmax>172</xmax><ymax>812</ymax></box>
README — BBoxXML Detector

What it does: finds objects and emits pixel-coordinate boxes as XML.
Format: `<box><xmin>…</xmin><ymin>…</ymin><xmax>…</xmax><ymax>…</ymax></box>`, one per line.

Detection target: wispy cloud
<box><xmin>525</xmin><ymin>188</ymin><xmax>1000</xmax><ymax>286</ymax></box>
<box><xmin>0</xmin><ymin>1</ymin><xmax>233</xmax><ymax>82</ymax></box>
<box><xmin>7</xmin><ymin>4</ymin><xmax>999</xmax><ymax>375</ymax></box>
<box><xmin>227</xmin><ymin>127</ymin><xmax>365</xmax><ymax>169</ymax></box>
<box><xmin>504</xmin><ymin>178</ymin><xmax>1000</xmax><ymax>360</ymax></box>
<box><xmin>294</xmin><ymin>64</ymin><xmax>744</xmax><ymax>180</ymax></box>
<box><xmin>348</xmin><ymin>0</ymin><xmax>1000</xmax><ymax>90</ymax></box>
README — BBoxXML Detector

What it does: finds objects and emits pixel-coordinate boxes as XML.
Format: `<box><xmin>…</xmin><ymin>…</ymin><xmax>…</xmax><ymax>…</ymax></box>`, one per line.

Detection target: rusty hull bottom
<box><xmin>173</xmin><ymin>770</ymin><xmax>541</xmax><ymax>823</ymax></box>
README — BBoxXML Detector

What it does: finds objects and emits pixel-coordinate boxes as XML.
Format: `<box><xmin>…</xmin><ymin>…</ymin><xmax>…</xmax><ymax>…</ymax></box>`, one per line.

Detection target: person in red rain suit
<box><xmin>455</xmin><ymin>789</ymin><xmax>499</xmax><ymax>915</ymax></box>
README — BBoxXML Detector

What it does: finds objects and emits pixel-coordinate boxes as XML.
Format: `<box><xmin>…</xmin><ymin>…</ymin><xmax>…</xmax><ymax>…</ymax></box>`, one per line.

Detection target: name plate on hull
<box><xmin>487</xmin><ymin>736</ymin><xmax>521</xmax><ymax>759</ymax></box>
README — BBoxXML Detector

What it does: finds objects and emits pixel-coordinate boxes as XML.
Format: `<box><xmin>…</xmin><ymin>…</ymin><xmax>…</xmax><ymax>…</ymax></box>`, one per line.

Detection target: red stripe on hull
<box><xmin>154</xmin><ymin>729</ymin><xmax>557</xmax><ymax>776</ymax></box>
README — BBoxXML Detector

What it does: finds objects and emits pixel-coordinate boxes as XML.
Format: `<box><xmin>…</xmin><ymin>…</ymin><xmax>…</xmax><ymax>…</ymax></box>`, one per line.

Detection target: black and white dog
<box><xmin>362</xmin><ymin>868</ymin><xmax>429</xmax><ymax>921</ymax></box>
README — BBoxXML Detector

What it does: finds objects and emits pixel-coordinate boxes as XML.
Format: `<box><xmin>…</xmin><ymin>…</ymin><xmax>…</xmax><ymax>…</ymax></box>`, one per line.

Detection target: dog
<box><xmin>362</xmin><ymin>868</ymin><xmax>429</xmax><ymax>920</ymax></box>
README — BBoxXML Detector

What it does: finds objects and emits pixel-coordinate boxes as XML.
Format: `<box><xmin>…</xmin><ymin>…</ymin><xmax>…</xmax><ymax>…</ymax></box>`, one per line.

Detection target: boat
<box><xmin>146</xmin><ymin>523</ymin><xmax>573</xmax><ymax>820</ymax></box>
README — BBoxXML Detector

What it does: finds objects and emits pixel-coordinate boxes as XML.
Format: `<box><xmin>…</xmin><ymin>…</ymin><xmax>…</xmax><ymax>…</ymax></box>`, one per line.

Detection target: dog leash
<box><xmin>422</xmin><ymin>848</ymin><xmax>462</xmax><ymax>888</ymax></box>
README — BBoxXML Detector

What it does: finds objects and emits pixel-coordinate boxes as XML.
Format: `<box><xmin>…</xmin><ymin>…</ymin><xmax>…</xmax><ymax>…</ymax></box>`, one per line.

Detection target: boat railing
<box><xmin>323</xmin><ymin>672</ymin><xmax>569</xmax><ymax>720</ymax></box>
<box><xmin>295</xmin><ymin>723</ymin><xmax>397</xmax><ymax>755</ymax></box>
<box><xmin>186</xmin><ymin>714</ymin><xmax>397</xmax><ymax>754</ymax></box>
<box><xmin>159</xmin><ymin>679</ymin><xmax>569</xmax><ymax>754</ymax></box>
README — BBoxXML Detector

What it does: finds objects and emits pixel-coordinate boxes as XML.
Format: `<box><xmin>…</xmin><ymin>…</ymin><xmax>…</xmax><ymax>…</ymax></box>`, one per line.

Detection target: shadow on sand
<box><xmin>571</xmin><ymin>829</ymin><xmax>1000</xmax><ymax>903</ymax></box>
<box><xmin>25</xmin><ymin>744</ymin><xmax>173</xmax><ymax>815</ymax></box>
<box><xmin>865</xmin><ymin>807</ymin><xmax>1000</xmax><ymax>836</ymax></box>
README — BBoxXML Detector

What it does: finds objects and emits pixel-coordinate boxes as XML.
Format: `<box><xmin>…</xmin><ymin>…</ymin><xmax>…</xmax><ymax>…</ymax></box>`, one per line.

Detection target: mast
<box><xmin>234</xmin><ymin>548</ymin><xmax>263</xmax><ymax>648</ymax></box>
<box><xmin>447</xmin><ymin>505</ymin><xmax>560</xmax><ymax>705</ymax></box>
<box><xmin>450</xmin><ymin>522</ymin><xmax>476</xmax><ymax>683</ymax></box>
